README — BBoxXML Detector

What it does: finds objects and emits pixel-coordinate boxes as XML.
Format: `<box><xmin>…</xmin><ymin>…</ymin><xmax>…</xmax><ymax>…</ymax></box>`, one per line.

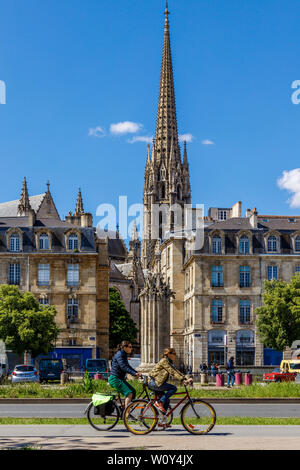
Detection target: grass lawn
<box><xmin>0</xmin><ymin>379</ymin><xmax>299</xmax><ymax>398</ymax></box>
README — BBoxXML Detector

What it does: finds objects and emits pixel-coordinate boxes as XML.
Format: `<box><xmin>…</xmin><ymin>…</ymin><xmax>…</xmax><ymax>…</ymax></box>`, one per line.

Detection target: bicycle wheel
<box><xmin>86</xmin><ymin>401</ymin><xmax>120</xmax><ymax>431</ymax></box>
<box><xmin>124</xmin><ymin>399</ymin><xmax>158</xmax><ymax>435</ymax></box>
<box><xmin>181</xmin><ymin>399</ymin><xmax>216</xmax><ymax>435</ymax></box>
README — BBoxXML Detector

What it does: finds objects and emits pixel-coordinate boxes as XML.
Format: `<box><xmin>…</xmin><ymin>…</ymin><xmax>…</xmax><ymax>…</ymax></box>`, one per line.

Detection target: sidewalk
<box><xmin>0</xmin><ymin>425</ymin><xmax>300</xmax><ymax>450</ymax></box>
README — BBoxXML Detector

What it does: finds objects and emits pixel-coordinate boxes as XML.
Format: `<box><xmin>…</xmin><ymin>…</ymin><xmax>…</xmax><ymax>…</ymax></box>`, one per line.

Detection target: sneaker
<box><xmin>154</xmin><ymin>401</ymin><xmax>166</xmax><ymax>414</ymax></box>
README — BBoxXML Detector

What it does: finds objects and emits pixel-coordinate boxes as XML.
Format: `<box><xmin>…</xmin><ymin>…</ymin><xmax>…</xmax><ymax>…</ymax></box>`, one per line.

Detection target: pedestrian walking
<box><xmin>226</xmin><ymin>356</ymin><xmax>235</xmax><ymax>388</ymax></box>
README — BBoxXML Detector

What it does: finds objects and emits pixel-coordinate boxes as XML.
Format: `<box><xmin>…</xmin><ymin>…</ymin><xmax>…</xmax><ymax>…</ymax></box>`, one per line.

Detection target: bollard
<box><xmin>216</xmin><ymin>373</ymin><xmax>224</xmax><ymax>387</ymax></box>
<box><xmin>235</xmin><ymin>372</ymin><xmax>242</xmax><ymax>385</ymax></box>
<box><xmin>200</xmin><ymin>373</ymin><xmax>207</xmax><ymax>384</ymax></box>
<box><xmin>60</xmin><ymin>372</ymin><xmax>68</xmax><ymax>385</ymax></box>
<box><xmin>94</xmin><ymin>373</ymin><xmax>103</xmax><ymax>380</ymax></box>
<box><xmin>245</xmin><ymin>373</ymin><xmax>252</xmax><ymax>386</ymax></box>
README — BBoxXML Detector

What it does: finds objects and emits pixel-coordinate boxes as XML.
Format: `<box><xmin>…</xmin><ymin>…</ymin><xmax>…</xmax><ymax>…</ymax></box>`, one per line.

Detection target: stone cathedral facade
<box><xmin>139</xmin><ymin>5</ymin><xmax>299</xmax><ymax>372</ymax></box>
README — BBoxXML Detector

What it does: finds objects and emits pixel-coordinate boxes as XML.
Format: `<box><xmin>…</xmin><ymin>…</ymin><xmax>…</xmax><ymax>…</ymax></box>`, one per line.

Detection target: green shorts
<box><xmin>108</xmin><ymin>375</ymin><xmax>136</xmax><ymax>398</ymax></box>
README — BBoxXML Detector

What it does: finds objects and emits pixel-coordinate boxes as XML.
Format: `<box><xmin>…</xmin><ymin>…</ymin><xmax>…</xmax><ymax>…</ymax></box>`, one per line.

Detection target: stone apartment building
<box><xmin>0</xmin><ymin>179</ymin><xmax>110</xmax><ymax>368</ymax></box>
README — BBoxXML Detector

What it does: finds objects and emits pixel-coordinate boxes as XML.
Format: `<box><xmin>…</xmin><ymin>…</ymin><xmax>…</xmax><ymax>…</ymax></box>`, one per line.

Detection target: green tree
<box><xmin>255</xmin><ymin>276</ymin><xmax>300</xmax><ymax>351</ymax></box>
<box><xmin>109</xmin><ymin>287</ymin><xmax>138</xmax><ymax>349</ymax></box>
<box><xmin>0</xmin><ymin>285</ymin><xmax>60</xmax><ymax>358</ymax></box>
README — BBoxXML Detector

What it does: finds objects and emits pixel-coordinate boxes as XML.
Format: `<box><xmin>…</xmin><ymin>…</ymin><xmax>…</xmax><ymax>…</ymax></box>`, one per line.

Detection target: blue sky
<box><xmin>1</xmin><ymin>0</ymin><xmax>300</xmax><ymax>239</ymax></box>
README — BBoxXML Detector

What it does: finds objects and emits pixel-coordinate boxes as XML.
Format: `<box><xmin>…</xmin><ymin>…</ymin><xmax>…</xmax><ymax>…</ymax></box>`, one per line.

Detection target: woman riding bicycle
<box><xmin>108</xmin><ymin>340</ymin><xmax>142</xmax><ymax>408</ymax></box>
<box><xmin>148</xmin><ymin>348</ymin><xmax>193</xmax><ymax>416</ymax></box>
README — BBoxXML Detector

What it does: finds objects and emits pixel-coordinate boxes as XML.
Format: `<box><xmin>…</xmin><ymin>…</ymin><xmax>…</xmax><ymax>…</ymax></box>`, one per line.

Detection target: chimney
<box><xmin>81</xmin><ymin>213</ymin><xmax>93</xmax><ymax>228</ymax></box>
<box><xmin>231</xmin><ymin>201</ymin><xmax>242</xmax><ymax>218</ymax></box>
<box><xmin>246</xmin><ymin>209</ymin><xmax>251</xmax><ymax>218</ymax></box>
<box><xmin>250</xmin><ymin>207</ymin><xmax>258</xmax><ymax>228</ymax></box>
<box><xmin>27</xmin><ymin>208</ymin><xmax>36</xmax><ymax>227</ymax></box>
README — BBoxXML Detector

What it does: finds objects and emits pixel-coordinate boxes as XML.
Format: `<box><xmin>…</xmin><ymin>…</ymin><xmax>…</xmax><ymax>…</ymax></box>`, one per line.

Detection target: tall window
<box><xmin>9</xmin><ymin>263</ymin><xmax>20</xmax><ymax>285</ymax></box>
<box><xmin>295</xmin><ymin>266</ymin><xmax>300</xmax><ymax>274</ymax></box>
<box><xmin>67</xmin><ymin>298</ymin><xmax>79</xmax><ymax>320</ymax></box>
<box><xmin>212</xmin><ymin>236</ymin><xmax>222</xmax><ymax>254</ymax></box>
<box><xmin>268</xmin><ymin>265</ymin><xmax>278</xmax><ymax>280</ymax></box>
<box><xmin>211</xmin><ymin>299</ymin><xmax>223</xmax><ymax>323</ymax></box>
<box><xmin>10</xmin><ymin>233</ymin><xmax>20</xmax><ymax>252</ymax></box>
<box><xmin>67</xmin><ymin>264</ymin><xmax>79</xmax><ymax>286</ymax></box>
<box><xmin>212</xmin><ymin>266</ymin><xmax>223</xmax><ymax>287</ymax></box>
<box><xmin>267</xmin><ymin>235</ymin><xmax>277</xmax><ymax>252</ymax></box>
<box><xmin>68</xmin><ymin>234</ymin><xmax>79</xmax><ymax>251</ymax></box>
<box><xmin>239</xmin><ymin>266</ymin><xmax>251</xmax><ymax>287</ymax></box>
<box><xmin>239</xmin><ymin>236</ymin><xmax>249</xmax><ymax>254</ymax></box>
<box><xmin>295</xmin><ymin>236</ymin><xmax>300</xmax><ymax>252</ymax></box>
<box><xmin>39</xmin><ymin>233</ymin><xmax>49</xmax><ymax>250</ymax></box>
<box><xmin>218</xmin><ymin>210</ymin><xmax>227</xmax><ymax>220</ymax></box>
<box><xmin>240</xmin><ymin>300</ymin><xmax>251</xmax><ymax>324</ymax></box>
<box><xmin>38</xmin><ymin>264</ymin><xmax>50</xmax><ymax>286</ymax></box>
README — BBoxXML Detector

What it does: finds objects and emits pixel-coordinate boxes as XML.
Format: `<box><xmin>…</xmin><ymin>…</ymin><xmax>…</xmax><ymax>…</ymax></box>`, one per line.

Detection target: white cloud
<box><xmin>127</xmin><ymin>135</ymin><xmax>153</xmax><ymax>144</ymax></box>
<box><xmin>179</xmin><ymin>133</ymin><xmax>194</xmax><ymax>143</ymax></box>
<box><xmin>201</xmin><ymin>139</ymin><xmax>215</xmax><ymax>145</ymax></box>
<box><xmin>88</xmin><ymin>126</ymin><xmax>106</xmax><ymax>138</ymax></box>
<box><xmin>110</xmin><ymin>121</ymin><xmax>143</xmax><ymax>135</ymax></box>
<box><xmin>277</xmin><ymin>168</ymin><xmax>300</xmax><ymax>208</ymax></box>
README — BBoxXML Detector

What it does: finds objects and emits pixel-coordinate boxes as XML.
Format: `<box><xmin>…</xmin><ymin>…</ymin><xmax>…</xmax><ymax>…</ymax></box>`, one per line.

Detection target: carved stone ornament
<box><xmin>140</xmin><ymin>271</ymin><xmax>175</xmax><ymax>299</ymax></box>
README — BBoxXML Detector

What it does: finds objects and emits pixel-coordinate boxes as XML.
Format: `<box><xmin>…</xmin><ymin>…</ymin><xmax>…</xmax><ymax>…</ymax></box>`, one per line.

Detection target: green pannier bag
<box><xmin>92</xmin><ymin>394</ymin><xmax>114</xmax><ymax>417</ymax></box>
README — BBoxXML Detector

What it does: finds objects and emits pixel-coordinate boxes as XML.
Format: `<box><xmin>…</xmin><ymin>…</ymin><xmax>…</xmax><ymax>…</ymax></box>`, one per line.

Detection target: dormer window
<box><xmin>39</xmin><ymin>233</ymin><xmax>49</xmax><ymax>250</ymax></box>
<box><xmin>239</xmin><ymin>236</ymin><xmax>249</xmax><ymax>254</ymax></box>
<box><xmin>267</xmin><ymin>235</ymin><xmax>277</xmax><ymax>252</ymax></box>
<box><xmin>68</xmin><ymin>234</ymin><xmax>79</xmax><ymax>251</ymax></box>
<box><xmin>212</xmin><ymin>236</ymin><xmax>222</xmax><ymax>254</ymax></box>
<box><xmin>10</xmin><ymin>233</ymin><xmax>20</xmax><ymax>252</ymax></box>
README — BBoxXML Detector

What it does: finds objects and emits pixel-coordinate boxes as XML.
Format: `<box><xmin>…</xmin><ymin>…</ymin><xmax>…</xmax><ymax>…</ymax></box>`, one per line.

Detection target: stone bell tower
<box><xmin>142</xmin><ymin>3</ymin><xmax>191</xmax><ymax>269</ymax></box>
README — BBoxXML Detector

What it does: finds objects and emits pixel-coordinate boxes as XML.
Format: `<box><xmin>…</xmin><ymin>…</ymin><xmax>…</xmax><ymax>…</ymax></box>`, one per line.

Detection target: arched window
<box><xmin>68</xmin><ymin>234</ymin><xmax>79</xmax><ymax>251</ymax></box>
<box><xmin>39</xmin><ymin>233</ymin><xmax>49</xmax><ymax>250</ymax></box>
<box><xmin>10</xmin><ymin>233</ymin><xmax>20</xmax><ymax>252</ymax></box>
<box><xmin>212</xmin><ymin>236</ymin><xmax>222</xmax><ymax>254</ymax></box>
<box><xmin>239</xmin><ymin>236</ymin><xmax>249</xmax><ymax>254</ymax></box>
<box><xmin>267</xmin><ymin>235</ymin><xmax>277</xmax><ymax>252</ymax></box>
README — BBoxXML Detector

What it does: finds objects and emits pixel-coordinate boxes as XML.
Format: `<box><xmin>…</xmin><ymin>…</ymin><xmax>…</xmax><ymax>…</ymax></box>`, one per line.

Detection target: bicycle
<box><xmin>85</xmin><ymin>375</ymin><xmax>158</xmax><ymax>431</ymax></box>
<box><xmin>123</xmin><ymin>382</ymin><xmax>216</xmax><ymax>435</ymax></box>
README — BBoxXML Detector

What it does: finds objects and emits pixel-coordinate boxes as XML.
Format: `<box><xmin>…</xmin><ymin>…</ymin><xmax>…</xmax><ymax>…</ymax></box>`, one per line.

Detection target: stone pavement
<box><xmin>0</xmin><ymin>425</ymin><xmax>300</xmax><ymax>450</ymax></box>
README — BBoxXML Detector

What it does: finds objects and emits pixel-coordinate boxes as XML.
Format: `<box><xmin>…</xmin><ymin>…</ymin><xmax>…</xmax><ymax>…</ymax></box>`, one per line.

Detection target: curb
<box><xmin>1</xmin><ymin>397</ymin><xmax>300</xmax><ymax>404</ymax></box>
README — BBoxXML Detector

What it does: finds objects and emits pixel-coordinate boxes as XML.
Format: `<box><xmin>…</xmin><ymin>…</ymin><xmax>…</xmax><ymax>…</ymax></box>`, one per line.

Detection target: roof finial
<box><xmin>75</xmin><ymin>187</ymin><xmax>84</xmax><ymax>215</ymax></box>
<box><xmin>46</xmin><ymin>180</ymin><xmax>50</xmax><ymax>193</ymax></box>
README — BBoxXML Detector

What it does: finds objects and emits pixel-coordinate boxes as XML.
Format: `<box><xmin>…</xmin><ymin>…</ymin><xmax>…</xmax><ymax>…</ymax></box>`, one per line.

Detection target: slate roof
<box><xmin>0</xmin><ymin>194</ymin><xmax>45</xmax><ymax>217</ymax></box>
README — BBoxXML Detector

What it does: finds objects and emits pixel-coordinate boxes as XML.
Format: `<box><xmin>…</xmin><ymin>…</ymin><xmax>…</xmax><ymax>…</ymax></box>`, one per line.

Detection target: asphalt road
<box><xmin>0</xmin><ymin>425</ymin><xmax>300</xmax><ymax>450</ymax></box>
<box><xmin>0</xmin><ymin>403</ymin><xmax>300</xmax><ymax>418</ymax></box>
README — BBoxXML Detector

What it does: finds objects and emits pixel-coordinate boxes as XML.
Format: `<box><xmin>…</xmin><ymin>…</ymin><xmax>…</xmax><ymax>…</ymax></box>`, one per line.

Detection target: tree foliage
<box><xmin>255</xmin><ymin>276</ymin><xmax>300</xmax><ymax>351</ymax></box>
<box><xmin>0</xmin><ymin>285</ymin><xmax>60</xmax><ymax>358</ymax></box>
<box><xmin>109</xmin><ymin>287</ymin><xmax>138</xmax><ymax>349</ymax></box>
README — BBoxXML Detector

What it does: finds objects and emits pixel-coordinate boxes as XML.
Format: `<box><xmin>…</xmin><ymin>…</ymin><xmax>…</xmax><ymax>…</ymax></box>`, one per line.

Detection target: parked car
<box><xmin>85</xmin><ymin>358</ymin><xmax>109</xmax><ymax>379</ymax></box>
<box><xmin>11</xmin><ymin>365</ymin><xmax>39</xmax><ymax>384</ymax></box>
<box><xmin>280</xmin><ymin>360</ymin><xmax>300</xmax><ymax>374</ymax></box>
<box><xmin>39</xmin><ymin>358</ymin><xmax>64</xmax><ymax>383</ymax></box>
<box><xmin>263</xmin><ymin>368</ymin><xmax>297</xmax><ymax>383</ymax></box>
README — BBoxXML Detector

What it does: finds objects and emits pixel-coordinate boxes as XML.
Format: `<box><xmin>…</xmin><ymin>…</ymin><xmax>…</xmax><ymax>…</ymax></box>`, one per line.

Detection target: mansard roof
<box><xmin>0</xmin><ymin>194</ymin><xmax>45</xmax><ymax>217</ymax></box>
